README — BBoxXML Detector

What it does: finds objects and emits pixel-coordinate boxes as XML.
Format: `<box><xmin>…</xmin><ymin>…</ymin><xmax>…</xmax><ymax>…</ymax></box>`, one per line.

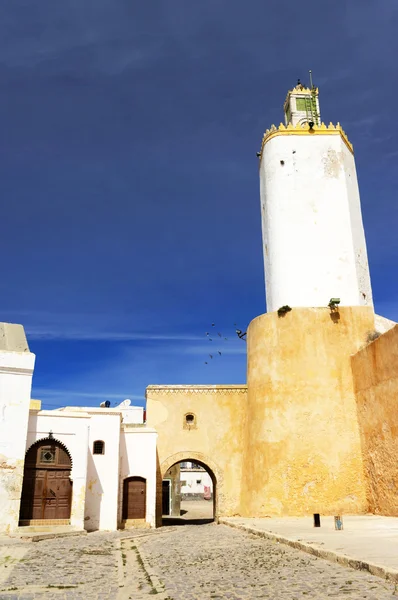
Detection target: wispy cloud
<box><xmin>1</xmin><ymin>308</ymin><xmax>203</xmax><ymax>342</ymax></box>
<box><xmin>25</xmin><ymin>327</ymin><xmax>203</xmax><ymax>342</ymax></box>
<box><xmin>33</xmin><ymin>388</ymin><xmax>143</xmax><ymax>400</ymax></box>
<box><xmin>182</xmin><ymin>342</ymin><xmax>247</xmax><ymax>356</ymax></box>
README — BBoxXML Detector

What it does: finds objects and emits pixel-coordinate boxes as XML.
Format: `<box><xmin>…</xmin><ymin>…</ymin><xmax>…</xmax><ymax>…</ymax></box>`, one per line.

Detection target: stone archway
<box><xmin>160</xmin><ymin>451</ymin><xmax>224</xmax><ymax>523</ymax></box>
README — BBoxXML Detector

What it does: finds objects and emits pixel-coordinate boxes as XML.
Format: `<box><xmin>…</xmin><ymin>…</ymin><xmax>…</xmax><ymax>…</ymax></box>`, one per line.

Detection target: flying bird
<box><xmin>211</xmin><ymin>323</ymin><xmax>215</xmax><ymax>327</ymax></box>
<box><xmin>209</xmin><ymin>354</ymin><xmax>213</xmax><ymax>359</ymax></box>
<box><xmin>218</xmin><ymin>351</ymin><xmax>222</xmax><ymax>356</ymax></box>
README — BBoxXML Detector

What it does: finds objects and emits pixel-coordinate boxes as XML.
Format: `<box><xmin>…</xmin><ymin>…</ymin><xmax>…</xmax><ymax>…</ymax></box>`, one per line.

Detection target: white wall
<box><xmin>260</xmin><ymin>133</ymin><xmax>373</xmax><ymax>312</ymax></box>
<box><xmin>26</xmin><ymin>410</ymin><xmax>90</xmax><ymax>529</ymax></box>
<box><xmin>181</xmin><ymin>469</ymin><xmax>213</xmax><ymax>495</ymax></box>
<box><xmin>0</xmin><ymin>348</ymin><xmax>35</xmax><ymax>533</ymax></box>
<box><xmin>121</xmin><ymin>406</ymin><xmax>144</xmax><ymax>424</ymax></box>
<box><xmin>84</xmin><ymin>412</ymin><xmax>121</xmax><ymax>531</ymax></box>
<box><xmin>119</xmin><ymin>427</ymin><xmax>157</xmax><ymax>527</ymax></box>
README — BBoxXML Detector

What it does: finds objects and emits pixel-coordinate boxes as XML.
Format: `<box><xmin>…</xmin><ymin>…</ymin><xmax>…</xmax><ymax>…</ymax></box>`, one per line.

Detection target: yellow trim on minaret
<box><xmin>258</xmin><ymin>122</ymin><xmax>353</xmax><ymax>161</ymax></box>
<box><xmin>29</xmin><ymin>399</ymin><xmax>41</xmax><ymax>411</ymax></box>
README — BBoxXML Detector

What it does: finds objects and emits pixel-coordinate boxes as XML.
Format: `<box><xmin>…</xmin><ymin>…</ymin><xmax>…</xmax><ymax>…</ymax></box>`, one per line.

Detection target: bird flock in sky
<box><xmin>203</xmin><ymin>322</ymin><xmax>246</xmax><ymax>364</ymax></box>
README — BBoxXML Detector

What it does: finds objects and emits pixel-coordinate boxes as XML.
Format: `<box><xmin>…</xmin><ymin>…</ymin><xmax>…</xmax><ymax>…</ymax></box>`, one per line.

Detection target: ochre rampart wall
<box><xmin>352</xmin><ymin>324</ymin><xmax>398</xmax><ymax>515</ymax></box>
<box><xmin>241</xmin><ymin>306</ymin><xmax>375</xmax><ymax>517</ymax></box>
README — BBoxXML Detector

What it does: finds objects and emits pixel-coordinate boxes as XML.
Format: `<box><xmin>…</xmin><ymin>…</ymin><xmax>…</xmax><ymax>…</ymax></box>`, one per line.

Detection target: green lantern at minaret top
<box><xmin>284</xmin><ymin>71</ymin><xmax>320</xmax><ymax>127</ymax></box>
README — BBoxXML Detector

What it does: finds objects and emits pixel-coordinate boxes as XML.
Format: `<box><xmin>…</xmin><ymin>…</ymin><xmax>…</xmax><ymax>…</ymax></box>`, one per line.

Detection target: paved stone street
<box><xmin>0</xmin><ymin>523</ymin><xmax>397</xmax><ymax>599</ymax></box>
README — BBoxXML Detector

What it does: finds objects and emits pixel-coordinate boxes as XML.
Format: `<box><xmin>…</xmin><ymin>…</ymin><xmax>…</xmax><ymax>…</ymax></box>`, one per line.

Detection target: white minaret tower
<box><xmin>259</xmin><ymin>78</ymin><xmax>373</xmax><ymax>312</ymax></box>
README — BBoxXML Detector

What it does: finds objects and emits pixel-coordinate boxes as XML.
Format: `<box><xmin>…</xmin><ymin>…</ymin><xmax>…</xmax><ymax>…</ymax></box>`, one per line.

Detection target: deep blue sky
<box><xmin>1</xmin><ymin>1</ymin><xmax>397</xmax><ymax>409</ymax></box>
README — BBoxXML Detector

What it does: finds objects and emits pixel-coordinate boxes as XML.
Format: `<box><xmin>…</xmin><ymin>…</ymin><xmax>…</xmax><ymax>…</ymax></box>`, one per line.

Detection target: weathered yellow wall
<box><xmin>352</xmin><ymin>324</ymin><xmax>398</xmax><ymax>515</ymax></box>
<box><xmin>29</xmin><ymin>399</ymin><xmax>41</xmax><ymax>411</ymax></box>
<box><xmin>146</xmin><ymin>385</ymin><xmax>247</xmax><ymax>520</ymax></box>
<box><xmin>164</xmin><ymin>464</ymin><xmax>181</xmax><ymax>517</ymax></box>
<box><xmin>241</xmin><ymin>307</ymin><xmax>375</xmax><ymax>517</ymax></box>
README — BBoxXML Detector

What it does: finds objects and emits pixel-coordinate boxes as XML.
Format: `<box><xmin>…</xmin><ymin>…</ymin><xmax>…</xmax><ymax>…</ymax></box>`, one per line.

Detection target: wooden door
<box><xmin>123</xmin><ymin>477</ymin><xmax>146</xmax><ymax>520</ymax></box>
<box><xmin>19</xmin><ymin>440</ymin><xmax>72</xmax><ymax>522</ymax></box>
<box><xmin>43</xmin><ymin>470</ymin><xmax>72</xmax><ymax>519</ymax></box>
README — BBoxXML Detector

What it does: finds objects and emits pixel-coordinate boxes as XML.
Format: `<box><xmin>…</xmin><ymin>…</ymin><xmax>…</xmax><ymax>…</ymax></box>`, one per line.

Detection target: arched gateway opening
<box><xmin>160</xmin><ymin>454</ymin><xmax>219</xmax><ymax>525</ymax></box>
<box><xmin>19</xmin><ymin>438</ymin><xmax>72</xmax><ymax>524</ymax></box>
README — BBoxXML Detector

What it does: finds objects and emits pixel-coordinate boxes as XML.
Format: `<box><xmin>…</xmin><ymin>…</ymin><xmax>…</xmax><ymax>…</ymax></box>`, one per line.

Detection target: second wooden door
<box><xmin>123</xmin><ymin>477</ymin><xmax>146</xmax><ymax>519</ymax></box>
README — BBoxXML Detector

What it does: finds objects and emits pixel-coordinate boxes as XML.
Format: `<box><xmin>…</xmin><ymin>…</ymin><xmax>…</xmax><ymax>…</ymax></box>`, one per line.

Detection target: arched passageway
<box><xmin>161</xmin><ymin>458</ymin><xmax>217</xmax><ymax>525</ymax></box>
<box><xmin>19</xmin><ymin>438</ymin><xmax>72</xmax><ymax>523</ymax></box>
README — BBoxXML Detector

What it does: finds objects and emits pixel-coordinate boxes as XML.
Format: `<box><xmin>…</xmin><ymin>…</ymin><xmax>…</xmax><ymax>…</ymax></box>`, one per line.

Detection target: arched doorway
<box><xmin>160</xmin><ymin>455</ymin><xmax>218</xmax><ymax>525</ymax></box>
<box><xmin>19</xmin><ymin>438</ymin><xmax>72</xmax><ymax>523</ymax></box>
<box><xmin>122</xmin><ymin>476</ymin><xmax>146</xmax><ymax>520</ymax></box>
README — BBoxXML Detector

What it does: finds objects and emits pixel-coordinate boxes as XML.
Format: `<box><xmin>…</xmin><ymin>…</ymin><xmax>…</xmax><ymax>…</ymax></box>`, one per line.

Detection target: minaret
<box><xmin>258</xmin><ymin>79</ymin><xmax>373</xmax><ymax>312</ymax></box>
<box><xmin>283</xmin><ymin>78</ymin><xmax>321</xmax><ymax>127</ymax></box>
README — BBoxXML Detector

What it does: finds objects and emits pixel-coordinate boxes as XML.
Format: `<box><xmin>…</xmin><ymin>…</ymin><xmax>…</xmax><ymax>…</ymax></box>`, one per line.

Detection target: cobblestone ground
<box><xmin>0</xmin><ymin>524</ymin><xmax>397</xmax><ymax>599</ymax></box>
<box><xmin>0</xmin><ymin>530</ymin><xmax>157</xmax><ymax>600</ymax></box>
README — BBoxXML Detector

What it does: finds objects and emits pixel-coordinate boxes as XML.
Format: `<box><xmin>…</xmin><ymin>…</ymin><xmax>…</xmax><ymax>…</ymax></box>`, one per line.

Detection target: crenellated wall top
<box><xmin>146</xmin><ymin>384</ymin><xmax>247</xmax><ymax>397</ymax></box>
<box><xmin>283</xmin><ymin>85</ymin><xmax>319</xmax><ymax>105</ymax></box>
<box><xmin>258</xmin><ymin>121</ymin><xmax>353</xmax><ymax>161</ymax></box>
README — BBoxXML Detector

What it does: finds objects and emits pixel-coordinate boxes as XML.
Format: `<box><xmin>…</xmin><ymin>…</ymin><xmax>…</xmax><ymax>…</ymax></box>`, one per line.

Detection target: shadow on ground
<box><xmin>162</xmin><ymin>517</ymin><xmax>214</xmax><ymax>526</ymax></box>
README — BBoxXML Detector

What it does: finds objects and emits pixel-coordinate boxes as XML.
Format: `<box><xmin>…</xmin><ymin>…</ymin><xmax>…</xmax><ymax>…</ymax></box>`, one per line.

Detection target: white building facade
<box><xmin>0</xmin><ymin>324</ymin><xmax>157</xmax><ymax>534</ymax></box>
<box><xmin>180</xmin><ymin>463</ymin><xmax>213</xmax><ymax>499</ymax></box>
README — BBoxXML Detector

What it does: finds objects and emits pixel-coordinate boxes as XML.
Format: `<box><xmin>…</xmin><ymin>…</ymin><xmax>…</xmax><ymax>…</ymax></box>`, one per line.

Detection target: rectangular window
<box><xmin>196</xmin><ymin>480</ymin><xmax>201</xmax><ymax>485</ymax></box>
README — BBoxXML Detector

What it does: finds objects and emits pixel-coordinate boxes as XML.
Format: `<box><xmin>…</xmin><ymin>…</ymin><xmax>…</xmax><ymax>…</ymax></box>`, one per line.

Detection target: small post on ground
<box><xmin>334</xmin><ymin>515</ymin><xmax>343</xmax><ymax>530</ymax></box>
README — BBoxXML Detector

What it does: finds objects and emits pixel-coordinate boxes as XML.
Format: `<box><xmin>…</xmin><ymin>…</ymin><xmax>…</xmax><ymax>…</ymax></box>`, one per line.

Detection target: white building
<box><xmin>0</xmin><ymin>323</ymin><xmax>157</xmax><ymax>534</ymax></box>
<box><xmin>180</xmin><ymin>462</ymin><xmax>213</xmax><ymax>499</ymax></box>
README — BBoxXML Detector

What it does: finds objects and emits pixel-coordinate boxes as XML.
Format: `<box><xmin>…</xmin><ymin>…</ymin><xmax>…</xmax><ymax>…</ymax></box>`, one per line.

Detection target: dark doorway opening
<box><xmin>162</xmin><ymin>480</ymin><xmax>171</xmax><ymax>515</ymax></box>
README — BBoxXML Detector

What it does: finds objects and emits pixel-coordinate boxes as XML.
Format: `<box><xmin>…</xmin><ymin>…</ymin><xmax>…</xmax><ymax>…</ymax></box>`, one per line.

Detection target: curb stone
<box><xmin>117</xmin><ymin>536</ymin><xmax>171</xmax><ymax>600</ymax></box>
<box><xmin>10</xmin><ymin>530</ymin><xmax>87</xmax><ymax>543</ymax></box>
<box><xmin>134</xmin><ymin>538</ymin><xmax>167</xmax><ymax>596</ymax></box>
<box><xmin>219</xmin><ymin>519</ymin><xmax>398</xmax><ymax>583</ymax></box>
<box><xmin>116</xmin><ymin>538</ymin><xmax>125</xmax><ymax>590</ymax></box>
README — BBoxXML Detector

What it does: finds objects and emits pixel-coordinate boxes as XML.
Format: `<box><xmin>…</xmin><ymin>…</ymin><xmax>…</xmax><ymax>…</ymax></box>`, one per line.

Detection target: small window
<box><xmin>196</xmin><ymin>479</ymin><xmax>201</xmax><ymax>485</ymax></box>
<box><xmin>40</xmin><ymin>447</ymin><xmax>56</xmax><ymax>463</ymax></box>
<box><xmin>183</xmin><ymin>412</ymin><xmax>197</xmax><ymax>430</ymax></box>
<box><xmin>93</xmin><ymin>440</ymin><xmax>105</xmax><ymax>455</ymax></box>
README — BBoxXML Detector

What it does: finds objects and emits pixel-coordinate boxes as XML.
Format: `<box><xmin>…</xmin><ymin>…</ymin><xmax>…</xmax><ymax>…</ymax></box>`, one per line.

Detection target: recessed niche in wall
<box><xmin>183</xmin><ymin>412</ymin><xmax>197</xmax><ymax>430</ymax></box>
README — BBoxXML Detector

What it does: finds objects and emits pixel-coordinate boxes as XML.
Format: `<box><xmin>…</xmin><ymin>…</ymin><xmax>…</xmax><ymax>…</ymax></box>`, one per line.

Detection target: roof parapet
<box><xmin>257</xmin><ymin>121</ymin><xmax>353</xmax><ymax>161</ymax></box>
